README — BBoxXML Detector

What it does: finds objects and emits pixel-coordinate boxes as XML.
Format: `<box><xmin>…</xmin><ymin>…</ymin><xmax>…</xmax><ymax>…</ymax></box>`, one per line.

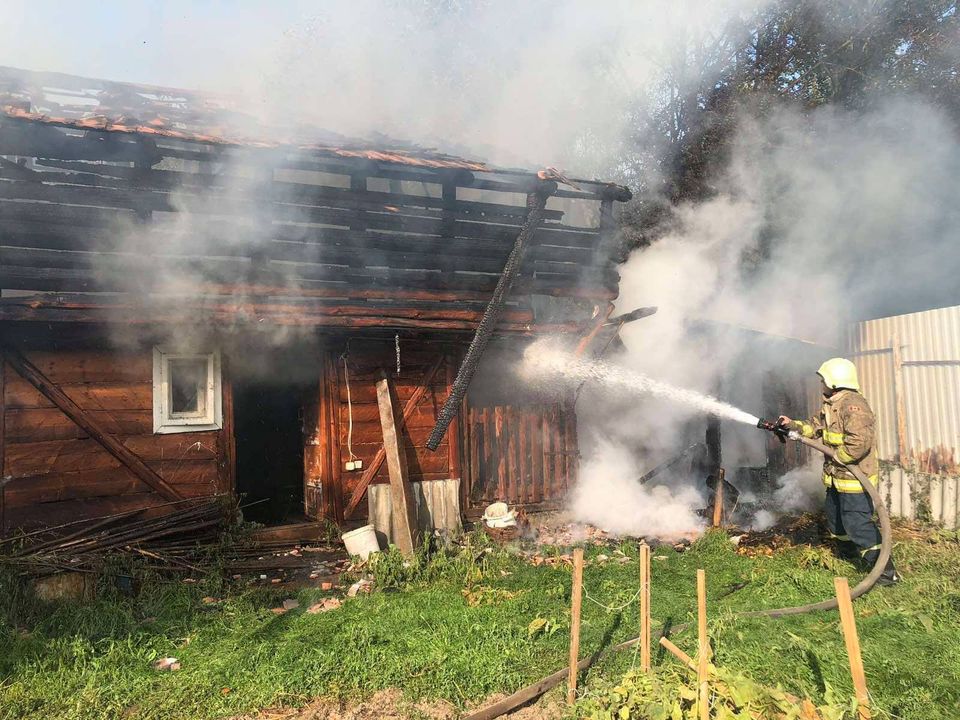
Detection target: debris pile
<box><xmin>0</xmin><ymin>498</ymin><xmax>229</xmax><ymax>576</ymax></box>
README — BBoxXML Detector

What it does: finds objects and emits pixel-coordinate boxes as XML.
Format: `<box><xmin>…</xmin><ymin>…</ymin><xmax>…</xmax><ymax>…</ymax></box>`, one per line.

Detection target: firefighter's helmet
<box><xmin>817</xmin><ymin>358</ymin><xmax>860</xmax><ymax>392</ymax></box>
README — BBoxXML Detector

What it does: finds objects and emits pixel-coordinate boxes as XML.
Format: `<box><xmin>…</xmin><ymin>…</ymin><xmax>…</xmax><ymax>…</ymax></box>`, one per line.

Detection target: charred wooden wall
<box><xmin>1</xmin><ymin>348</ymin><xmax>230</xmax><ymax>531</ymax></box>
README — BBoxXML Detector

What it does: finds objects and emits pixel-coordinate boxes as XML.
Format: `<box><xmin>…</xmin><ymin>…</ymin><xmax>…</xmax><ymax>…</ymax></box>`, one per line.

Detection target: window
<box><xmin>153</xmin><ymin>348</ymin><xmax>222</xmax><ymax>434</ymax></box>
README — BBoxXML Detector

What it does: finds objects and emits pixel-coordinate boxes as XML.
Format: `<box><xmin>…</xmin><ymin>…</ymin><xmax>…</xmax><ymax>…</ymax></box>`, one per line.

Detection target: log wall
<box><xmin>1</xmin><ymin>349</ymin><xmax>230</xmax><ymax>531</ymax></box>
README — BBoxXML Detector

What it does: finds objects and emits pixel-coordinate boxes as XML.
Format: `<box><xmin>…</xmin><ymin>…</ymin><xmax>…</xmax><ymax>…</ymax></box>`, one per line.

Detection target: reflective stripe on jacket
<box><xmin>792</xmin><ymin>389</ymin><xmax>879</xmax><ymax>493</ymax></box>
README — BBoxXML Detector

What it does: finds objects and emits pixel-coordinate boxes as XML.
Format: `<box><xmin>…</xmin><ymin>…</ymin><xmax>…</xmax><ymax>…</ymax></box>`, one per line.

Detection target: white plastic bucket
<box><xmin>341</xmin><ymin>524</ymin><xmax>382</xmax><ymax>560</ymax></box>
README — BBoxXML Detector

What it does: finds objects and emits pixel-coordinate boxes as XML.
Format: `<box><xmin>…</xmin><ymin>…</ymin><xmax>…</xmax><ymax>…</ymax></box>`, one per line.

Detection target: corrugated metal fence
<box><xmin>847</xmin><ymin>305</ymin><xmax>960</xmax><ymax>527</ymax></box>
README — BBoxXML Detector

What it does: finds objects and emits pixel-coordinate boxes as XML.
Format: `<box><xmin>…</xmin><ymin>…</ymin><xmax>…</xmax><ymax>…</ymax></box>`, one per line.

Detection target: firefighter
<box><xmin>779</xmin><ymin>358</ymin><xmax>900</xmax><ymax>586</ymax></box>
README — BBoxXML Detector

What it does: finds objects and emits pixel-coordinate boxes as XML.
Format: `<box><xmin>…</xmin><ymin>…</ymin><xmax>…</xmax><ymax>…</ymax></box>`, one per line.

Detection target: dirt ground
<box><xmin>233</xmin><ymin>688</ymin><xmax>564</xmax><ymax>720</ymax></box>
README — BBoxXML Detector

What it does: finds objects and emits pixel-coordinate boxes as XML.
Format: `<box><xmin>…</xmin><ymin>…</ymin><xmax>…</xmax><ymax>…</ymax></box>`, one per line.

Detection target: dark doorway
<box><xmin>234</xmin><ymin>377</ymin><xmax>313</xmax><ymax>525</ymax></box>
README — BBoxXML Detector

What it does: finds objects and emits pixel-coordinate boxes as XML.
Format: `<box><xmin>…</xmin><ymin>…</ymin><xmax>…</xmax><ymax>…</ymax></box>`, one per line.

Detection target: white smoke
<box><xmin>576</xmin><ymin>96</ymin><xmax>960</xmax><ymax>536</ymax></box>
<box><xmin>572</xmin><ymin>439</ymin><xmax>705</xmax><ymax>540</ymax></box>
<box><xmin>750</xmin><ymin>460</ymin><xmax>823</xmax><ymax>530</ymax></box>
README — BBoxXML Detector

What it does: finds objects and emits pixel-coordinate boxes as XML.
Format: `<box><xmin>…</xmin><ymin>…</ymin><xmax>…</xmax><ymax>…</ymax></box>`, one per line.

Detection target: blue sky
<box><xmin>0</xmin><ymin>0</ymin><xmax>310</xmax><ymax>90</ymax></box>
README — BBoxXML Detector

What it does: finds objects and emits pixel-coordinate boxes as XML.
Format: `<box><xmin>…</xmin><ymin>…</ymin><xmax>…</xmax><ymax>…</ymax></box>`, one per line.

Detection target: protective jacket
<box><xmin>791</xmin><ymin>389</ymin><xmax>879</xmax><ymax>493</ymax></box>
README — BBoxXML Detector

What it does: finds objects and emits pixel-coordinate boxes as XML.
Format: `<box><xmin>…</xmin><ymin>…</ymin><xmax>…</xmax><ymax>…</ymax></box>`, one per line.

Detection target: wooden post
<box><xmin>835</xmin><ymin>577</ymin><xmax>872</xmax><ymax>720</ymax></box>
<box><xmin>891</xmin><ymin>334</ymin><xmax>909</xmax><ymax>468</ymax></box>
<box><xmin>711</xmin><ymin>468</ymin><xmax>725</xmax><ymax>528</ymax></box>
<box><xmin>697</xmin><ymin>569</ymin><xmax>709</xmax><ymax>720</ymax></box>
<box><xmin>567</xmin><ymin>547</ymin><xmax>585</xmax><ymax>705</ymax></box>
<box><xmin>639</xmin><ymin>542</ymin><xmax>651</xmax><ymax>671</ymax></box>
<box><xmin>376</xmin><ymin>373</ymin><xmax>418</xmax><ymax>557</ymax></box>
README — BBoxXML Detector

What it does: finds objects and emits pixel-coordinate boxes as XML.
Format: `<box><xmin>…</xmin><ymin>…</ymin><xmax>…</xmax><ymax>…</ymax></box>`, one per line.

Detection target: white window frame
<box><xmin>152</xmin><ymin>347</ymin><xmax>223</xmax><ymax>434</ymax></box>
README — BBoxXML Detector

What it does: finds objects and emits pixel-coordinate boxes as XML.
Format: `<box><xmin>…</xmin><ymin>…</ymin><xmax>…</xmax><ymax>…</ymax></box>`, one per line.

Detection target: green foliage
<box><xmin>578</xmin><ymin>666</ymin><xmax>856</xmax><ymax>720</ymax></box>
<box><xmin>1</xmin><ymin>528</ymin><xmax>958</xmax><ymax>719</ymax></box>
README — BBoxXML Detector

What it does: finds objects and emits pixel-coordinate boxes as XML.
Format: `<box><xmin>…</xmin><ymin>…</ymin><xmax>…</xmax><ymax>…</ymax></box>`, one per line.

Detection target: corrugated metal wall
<box><xmin>847</xmin><ymin>305</ymin><xmax>960</xmax><ymax>527</ymax></box>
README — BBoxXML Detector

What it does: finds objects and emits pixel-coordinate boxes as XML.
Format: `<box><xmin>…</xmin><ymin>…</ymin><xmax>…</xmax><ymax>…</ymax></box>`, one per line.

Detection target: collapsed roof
<box><xmin>0</xmin><ymin>66</ymin><xmax>631</xmax><ymax>333</ymax></box>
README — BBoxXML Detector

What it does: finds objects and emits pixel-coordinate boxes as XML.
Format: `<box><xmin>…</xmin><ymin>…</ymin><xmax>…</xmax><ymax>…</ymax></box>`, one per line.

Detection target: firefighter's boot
<box><xmin>863</xmin><ymin>549</ymin><xmax>901</xmax><ymax>586</ymax></box>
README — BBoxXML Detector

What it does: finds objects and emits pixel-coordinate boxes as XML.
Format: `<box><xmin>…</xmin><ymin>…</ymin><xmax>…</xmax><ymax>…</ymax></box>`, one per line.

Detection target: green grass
<box><xmin>1</xmin><ymin>526</ymin><xmax>959</xmax><ymax>719</ymax></box>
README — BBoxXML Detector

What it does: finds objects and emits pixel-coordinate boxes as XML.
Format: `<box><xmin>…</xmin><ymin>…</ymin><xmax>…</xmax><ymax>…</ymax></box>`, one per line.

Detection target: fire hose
<box><xmin>463</xmin><ymin>422</ymin><xmax>892</xmax><ymax>720</ymax></box>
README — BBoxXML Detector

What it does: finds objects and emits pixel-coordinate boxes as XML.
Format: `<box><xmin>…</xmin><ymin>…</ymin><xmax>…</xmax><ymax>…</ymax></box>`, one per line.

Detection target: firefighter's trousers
<box><xmin>824</xmin><ymin>485</ymin><xmax>882</xmax><ymax>558</ymax></box>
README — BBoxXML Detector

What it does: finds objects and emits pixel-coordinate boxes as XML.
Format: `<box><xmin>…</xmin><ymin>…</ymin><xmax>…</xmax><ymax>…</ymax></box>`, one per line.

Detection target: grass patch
<box><xmin>1</xmin><ymin>526</ymin><xmax>959</xmax><ymax>719</ymax></box>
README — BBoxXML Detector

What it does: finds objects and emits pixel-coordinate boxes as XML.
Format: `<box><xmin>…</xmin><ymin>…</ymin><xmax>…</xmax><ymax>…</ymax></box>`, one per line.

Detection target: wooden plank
<box><xmin>4</xmin><ymin>434</ymin><xmax>219</xmax><ymax>477</ymax></box>
<box><xmin>659</xmin><ymin>636</ymin><xmax>696</xmax><ymax>671</ymax></box>
<box><xmin>4</xmin><ymin>463</ymin><xmax>218</xmax><ymax>506</ymax></box>
<box><xmin>697</xmin><ymin>568</ymin><xmax>709</xmax><ymax>720</ymax></box>
<box><xmin>552</xmin><ymin>405</ymin><xmax>563</xmax><ymax>497</ymax></box>
<box><xmin>446</xmin><ymin>354</ymin><xmax>461</xmax><ymax>481</ymax></box>
<box><xmin>5</xmin><ymin>491</ymin><xmax>200</xmax><ymax>531</ymax></box>
<box><xmin>303</xmin><ymin>364</ymin><xmax>325</xmax><ymax>520</ymax></box>
<box><xmin>567</xmin><ymin>547</ymin><xmax>585</xmax><ymax>705</ymax></box>
<box><xmin>481</xmin><ymin>408</ymin><xmax>493</xmax><ymax>502</ymax></box>
<box><xmin>0</xmin><ymin>347</ymin><xmax>182</xmax><ymax>501</ymax></box>
<box><xmin>495</xmin><ymin>407</ymin><xmax>506</xmax><ymax>501</ymax></box>
<box><xmin>337</xmin><ymin>379</ymin><xmax>447</xmax><ymax>404</ymax></box>
<box><xmin>835</xmin><ymin>577</ymin><xmax>872</xmax><ymax>719</ymax></box>
<box><xmin>217</xmin><ymin>355</ymin><xmax>235</xmax><ymax>495</ymax></box>
<box><xmin>518</xmin><ymin>410</ymin><xmax>529</xmax><ymax>504</ymax></box>
<box><xmin>639</xmin><ymin>543</ymin><xmax>651</xmax><ymax>672</ymax></box>
<box><xmin>541</xmin><ymin>408</ymin><xmax>552</xmax><ymax>501</ymax></box>
<box><xmin>506</xmin><ymin>407</ymin><xmax>518</xmax><ymax>503</ymax></box>
<box><xmin>529</xmin><ymin>409</ymin><xmax>542</xmax><ymax>504</ymax></box>
<box><xmin>376</xmin><ymin>373</ymin><xmax>418</xmax><ymax>556</ymax></box>
<box><xmin>469</xmin><ymin>407</ymin><xmax>480</xmax><ymax>504</ymax></box>
<box><xmin>11</xmin><ymin>351</ymin><xmax>151</xmax><ymax>384</ymax></box>
<box><xmin>4</xmin><ymin>376</ymin><xmax>152</xmax><ymax>410</ymax></box>
<box><xmin>566</xmin><ymin>400</ymin><xmax>579</xmax><ymax>491</ymax></box>
<box><xmin>342</xmin><ymin>355</ymin><xmax>445</xmax><ymax>519</ymax></box>
<box><xmin>5</xmin><ymin>408</ymin><xmax>152</xmax><ymax>441</ymax></box>
<box><xmin>325</xmin><ymin>352</ymin><xmax>344</xmax><ymax>522</ymax></box>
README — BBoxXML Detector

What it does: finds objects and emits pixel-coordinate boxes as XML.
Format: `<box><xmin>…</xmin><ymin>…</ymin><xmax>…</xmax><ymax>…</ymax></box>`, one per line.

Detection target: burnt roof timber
<box><xmin>0</xmin><ymin>114</ymin><xmax>626</xmax><ymax>201</ymax></box>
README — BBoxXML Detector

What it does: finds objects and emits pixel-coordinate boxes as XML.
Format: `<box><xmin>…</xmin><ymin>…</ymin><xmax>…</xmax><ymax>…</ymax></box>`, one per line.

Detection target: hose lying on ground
<box><xmin>462</xmin><ymin>435</ymin><xmax>892</xmax><ymax>720</ymax></box>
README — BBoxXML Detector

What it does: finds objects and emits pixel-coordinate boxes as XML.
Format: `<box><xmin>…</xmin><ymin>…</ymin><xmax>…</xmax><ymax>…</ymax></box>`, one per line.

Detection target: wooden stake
<box><xmin>567</xmin><ymin>547</ymin><xmax>584</xmax><ymax>705</ymax></box>
<box><xmin>376</xmin><ymin>373</ymin><xmax>419</xmax><ymax>557</ymax></box>
<box><xmin>834</xmin><ymin>577</ymin><xmax>872</xmax><ymax>720</ymax></box>
<box><xmin>711</xmin><ymin>468</ymin><xmax>725</xmax><ymax>528</ymax></box>
<box><xmin>659</xmin><ymin>636</ymin><xmax>696</xmax><ymax>672</ymax></box>
<box><xmin>697</xmin><ymin>569</ymin><xmax>709</xmax><ymax>720</ymax></box>
<box><xmin>639</xmin><ymin>542</ymin><xmax>651</xmax><ymax>671</ymax></box>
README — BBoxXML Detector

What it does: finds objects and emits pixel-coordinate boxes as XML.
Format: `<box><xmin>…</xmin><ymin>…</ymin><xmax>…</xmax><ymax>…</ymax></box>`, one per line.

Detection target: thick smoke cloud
<box><xmin>575</xmin><ymin>96</ymin><xmax>960</xmax><ymax>537</ymax></box>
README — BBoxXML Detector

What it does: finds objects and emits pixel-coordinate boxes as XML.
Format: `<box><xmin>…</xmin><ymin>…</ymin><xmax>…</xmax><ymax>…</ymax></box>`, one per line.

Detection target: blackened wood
<box><xmin>426</xmin><ymin>184</ymin><xmax>555</xmax><ymax>451</ymax></box>
<box><xmin>0</xmin><ymin>347</ymin><xmax>182</xmax><ymax>501</ymax></box>
<box><xmin>376</xmin><ymin>372</ymin><xmax>418</xmax><ymax>557</ymax></box>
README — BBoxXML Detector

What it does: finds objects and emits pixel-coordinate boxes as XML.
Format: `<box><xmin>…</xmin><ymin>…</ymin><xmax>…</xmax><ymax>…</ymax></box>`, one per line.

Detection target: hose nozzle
<box><xmin>757</xmin><ymin>417</ymin><xmax>790</xmax><ymax>443</ymax></box>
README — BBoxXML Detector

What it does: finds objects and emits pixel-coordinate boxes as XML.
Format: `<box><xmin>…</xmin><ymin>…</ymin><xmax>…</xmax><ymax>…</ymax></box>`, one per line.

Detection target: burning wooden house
<box><xmin>0</xmin><ymin>66</ymin><xmax>632</xmax><ymax>535</ymax></box>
